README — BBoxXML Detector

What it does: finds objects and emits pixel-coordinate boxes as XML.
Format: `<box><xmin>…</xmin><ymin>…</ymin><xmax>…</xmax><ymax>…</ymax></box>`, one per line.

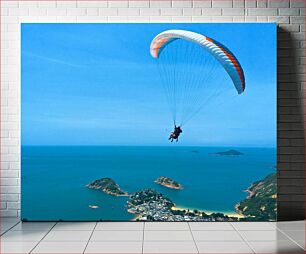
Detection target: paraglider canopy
<box><xmin>150</xmin><ymin>29</ymin><xmax>245</xmax><ymax>126</ymax></box>
<box><xmin>150</xmin><ymin>30</ymin><xmax>245</xmax><ymax>94</ymax></box>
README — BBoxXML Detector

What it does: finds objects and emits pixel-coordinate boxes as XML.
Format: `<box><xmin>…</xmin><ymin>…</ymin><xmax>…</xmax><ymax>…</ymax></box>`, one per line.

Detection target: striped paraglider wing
<box><xmin>150</xmin><ymin>29</ymin><xmax>245</xmax><ymax>94</ymax></box>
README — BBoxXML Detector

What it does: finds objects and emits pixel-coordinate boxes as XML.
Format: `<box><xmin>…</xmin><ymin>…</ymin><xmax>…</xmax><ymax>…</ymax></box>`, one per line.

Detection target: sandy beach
<box><xmin>171</xmin><ymin>206</ymin><xmax>245</xmax><ymax>219</ymax></box>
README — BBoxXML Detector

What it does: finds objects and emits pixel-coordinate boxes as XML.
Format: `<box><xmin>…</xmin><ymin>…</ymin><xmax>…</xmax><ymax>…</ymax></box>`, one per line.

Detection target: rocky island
<box><xmin>154</xmin><ymin>176</ymin><xmax>183</xmax><ymax>190</ymax></box>
<box><xmin>236</xmin><ymin>173</ymin><xmax>276</xmax><ymax>221</ymax></box>
<box><xmin>86</xmin><ymin>177</ymin><xmax>128</xmax><ymax>196</ymax></box>
<box><xmin>191</xmin><ymin>150</ymin><xmax>199</xmax><ymax>153</ymax></box>
<box><xmin>89</xmin><ymin>205</ymin><xmax>99</xmax><ymax>209</ymax></box>
<box><xmin>127</xmin><ymin>189</ymin><xmax>238</xmax><ymax>222</ymax></box>
<box><xmin>212</xmin><ymin>149</ymin><xmax>244</xmax><ymax>156</ymax></box>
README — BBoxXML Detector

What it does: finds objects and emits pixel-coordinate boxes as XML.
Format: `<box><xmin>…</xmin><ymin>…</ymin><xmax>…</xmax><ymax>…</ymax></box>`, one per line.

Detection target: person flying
<box><xmin>168</xmin><ymin>125</ymin><xmax>182</xmax><ymax>142</ymax></box>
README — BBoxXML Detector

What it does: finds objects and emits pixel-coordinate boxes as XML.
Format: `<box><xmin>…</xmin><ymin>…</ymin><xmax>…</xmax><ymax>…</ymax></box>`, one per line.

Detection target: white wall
<box><xmin>1</xmin><ymin>0</ymin><xmax>305</xmax><ymax>219</ymax></box>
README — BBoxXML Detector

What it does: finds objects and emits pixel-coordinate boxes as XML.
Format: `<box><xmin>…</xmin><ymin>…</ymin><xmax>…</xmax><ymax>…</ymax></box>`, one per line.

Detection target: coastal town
<box><xmin>85</xmin><ymin>151</ymin><xmax>276</xmax><ymax>222</ymax></box>
<box><xmin>127</xmin><ymin>189</ymin><xmax>239</xmax><ymax>222</ymax></box>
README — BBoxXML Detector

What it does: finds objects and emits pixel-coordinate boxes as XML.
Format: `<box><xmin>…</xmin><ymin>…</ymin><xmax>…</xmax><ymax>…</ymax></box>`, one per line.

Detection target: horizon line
<box><xmin>21</xmin><ymin>144</ymin><xmax>276</xmax><ymax>149</ymax></box>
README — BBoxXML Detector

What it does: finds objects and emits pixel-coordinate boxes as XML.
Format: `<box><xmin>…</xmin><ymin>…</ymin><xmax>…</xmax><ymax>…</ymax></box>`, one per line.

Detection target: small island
<box><xmin>154</xmin><ymin>176</ymin><xmax>183</xmax><ymax>190</ymax></box>
<box><xmin>86</xmin><ymin>177</ymin><xmax>128</xmax><ymax>196</ymax></box>
<box><xmin>212</xmin><ymin>149</ymin><xmax>244</xmax><ymax>156</ymax></box>
<box><xmin>89</xmin><ymin>205</ymin><xmax>99</xmax><ymax>209</ymax></box>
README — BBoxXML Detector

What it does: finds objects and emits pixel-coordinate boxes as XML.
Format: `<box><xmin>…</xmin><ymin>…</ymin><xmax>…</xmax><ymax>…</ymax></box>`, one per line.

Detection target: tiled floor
<box><xmin>0</xmin><ymin>218</ymin><xmax>304</xmax><ymax>253</ymax></box>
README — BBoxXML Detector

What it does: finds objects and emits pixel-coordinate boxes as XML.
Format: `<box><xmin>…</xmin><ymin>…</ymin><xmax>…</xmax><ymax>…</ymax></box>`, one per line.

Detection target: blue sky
<box><xmin>21</xmin><ymin>23</ymin><xmax>276</xmax><ymax>147</ymax></box>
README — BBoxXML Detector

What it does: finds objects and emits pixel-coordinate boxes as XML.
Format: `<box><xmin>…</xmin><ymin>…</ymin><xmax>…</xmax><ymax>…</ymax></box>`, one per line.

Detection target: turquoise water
<box><xmin>21</xmin><ymin>146</ymin><xmax>276</xmax><ymax>221</ymax></box>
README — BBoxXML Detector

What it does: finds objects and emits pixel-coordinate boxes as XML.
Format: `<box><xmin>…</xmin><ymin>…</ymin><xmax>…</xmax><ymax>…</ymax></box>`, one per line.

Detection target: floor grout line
<box><xmin>229</xmin><ymin>222</ymin><xmax>256</xmax><ymax>254</ymax></box>
<box><xmin>187</xmin><ymin>222</ymin><xmax>200</xmax><ymax>254</ymax></box>
<box><xmin>0</xmin><ymin>220</ymin><xmax>21</xmax><ymax>236</ymax></box>
<box><xmin>142</xmin><ymin>222</ymin><xmax>145</xmax><ymax>254</ymax></box>
<box><xmin>29</xmin><ymin>221</ymin><xmax>58</xmax><ymax>254</ymax></box>
<box><xmin>276</xmin><ymin>227</ymin><xmax>305</xmax><ymax>251</ymax></box>
<box><xmin>268</xmin><ymin>221</ymin><xmax>277</xmax><ymax>229</ymax></box>
<box><xmin>82</xmin><ymin>222</ymin><xmax>97</xmax><ymax>254</ymax></box>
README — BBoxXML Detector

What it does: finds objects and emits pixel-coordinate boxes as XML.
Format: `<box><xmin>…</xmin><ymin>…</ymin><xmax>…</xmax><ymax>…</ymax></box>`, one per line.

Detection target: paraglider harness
<box><xmin>169</xmin><ymin>125</ymin><xmax>182</xmax><ymax>142</ymax></box>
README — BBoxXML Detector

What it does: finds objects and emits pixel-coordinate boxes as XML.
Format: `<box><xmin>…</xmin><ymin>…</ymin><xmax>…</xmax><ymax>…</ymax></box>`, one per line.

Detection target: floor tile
<box><xmin>1</xmin><ymin>221</ymin><xmax>21</xmax><ymax>233</ymax></box>
<box><xmin>282</xmin><ymin>230</ymin><xmax>305</xmax><ymax>249</ymax></box>
<box><xmin>90</xmin><ymin>230</ymin><xmax>143</xmax><ymax>241</ymax></box>
<box><xmin>143</xmin><ymin>241</ymin><xmax>198</xmax><ymax>253</ymax></box>
<box><xmin>85</xmin><ymin>241</ymin><xmax>143</xmax><ymax>253</ymax></box>
<box><xmin>52</xmin><ymin>222</ymin><xmax>96</xmax><ymax>231</ymax></box>
<box><xmin>189</xmin><ymin>222</ymin><xmax>234</xmax><ymax>231</ymax></box>
<box><xmin>1</xmin><ymin>224</ymin><xmax>17</xmax><ymax>235</ymax></box>
<box><xmin>275</xmin><ymin>221</ymin><xmax>305</xmax><ymax>231</ymax></box>
<box><xmin>1</xmin><ymin>221</ymin><xmax>20</xmax><ymax>229</ymax></box>
<box><xmin>1</xmin><ymin>229</ymin><xmax>8</xmax><ymax>235</ymax></box>
<box><xmin>42</xmin><ymin>230</ymin><xmax>92</xmax><ymax>242</ymax></box>
<box><xmin>95</xmin><ymin>222</ymin><xmax>143</xmax><ymax>231</ymax></box>
<box><xmin>144</xmin><ymin>230</ymin><xmax>193</xmax><ymax>241</ymax></box>
<box><xmin>249</xmin><ymin>240</ymin><xmax>304</xmax><ymax>253</ymax></box>
<box><xmin>0</xmin><ymin>241</ymin><xmax>37</xmax><ymax>253</ymax></box>
<box><xmin>32</xmin><ymin>241</ymin><xmax>87</xmax><ymax>253</ymax></box>
<box><xmin>1</xmin><ymin>221</ymin><xmax>304</xmax><ymax>254</ymax></box>
<box><xmin>192</xmin><ymin>230</ymin><xmax>243</xmax><ymax>241</ymax></box>
<box><xmin>145</xmin><ymin>222</ymin><xmax>189</xmax><ymax>231</ymax></box>
<box><xmin>231</xmin><ymin>222</ymin><xmax>276</xmax><ymax>231</ymax></box>
<box><xmin>12</xmin><ymin>222</ymin><xmax>55</xmax><ymax>231</ymax></box>
<box><xmin>239</xmin><ymin>230</ymin><xmax>290</xmax><ymax>241</ymax></box>
<box><xmin>1</xmin><ymin>230</ymin><xmax>47</xmax><ymax>242</ymax></box>
<box><xmin>197</xmin><ymin>241</ymin><xmax>253</xmax><ymax>253</ymax></box>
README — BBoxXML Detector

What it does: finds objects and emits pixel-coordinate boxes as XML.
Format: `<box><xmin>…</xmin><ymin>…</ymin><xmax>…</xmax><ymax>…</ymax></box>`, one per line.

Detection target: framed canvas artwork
<box><xmin>21</xmin><ymin>23</ymin><xmax>276</xmax><ymax>221</ymax></box>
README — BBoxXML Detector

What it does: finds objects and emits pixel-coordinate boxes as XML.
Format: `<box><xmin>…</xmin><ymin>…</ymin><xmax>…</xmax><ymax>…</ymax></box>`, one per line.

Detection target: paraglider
<box><xmin>150</xmin><ymin>29</ymin><xmax>245</xmax><ymax>142</ymax></box>
<box><xmin>168</xmin><ymin>125</ymin><xmax>183</xmax><ymax>142</ymax></box>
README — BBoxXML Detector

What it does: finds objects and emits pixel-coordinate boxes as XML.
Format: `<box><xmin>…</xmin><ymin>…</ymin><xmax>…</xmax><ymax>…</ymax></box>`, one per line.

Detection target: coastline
<box><xmin>129</xmin><ymin>205</ymin><xmax>245</xmax><ymax>221</ymax></box>
<box><xmin>155</xmin><ymin>182</ymin><xmax>183</xmax><ymax>190</ymax></box>
<box><xmin>171</xmin><ymin>206</ymin><xmax>245</xmax><ymax>219</ymax></box>
<box><xmin>244</xmin><ymin>189</ymin><xmax>255</xmax><ymax>198</ymax></box>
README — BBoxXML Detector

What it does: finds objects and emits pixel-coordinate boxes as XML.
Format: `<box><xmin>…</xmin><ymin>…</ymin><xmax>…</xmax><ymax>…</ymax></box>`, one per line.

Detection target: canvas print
<box><xmin>21</xmin><ymin>23</ymin><xmax>276</xmax><ymax>221</ymax></box>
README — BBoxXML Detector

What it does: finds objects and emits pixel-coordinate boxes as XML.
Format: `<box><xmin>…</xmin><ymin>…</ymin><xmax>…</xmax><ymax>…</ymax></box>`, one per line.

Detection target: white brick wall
<box><xmin>0</xmin><ymin>0</ymin><xmax>305</xmax><ymax>219</ymax></box>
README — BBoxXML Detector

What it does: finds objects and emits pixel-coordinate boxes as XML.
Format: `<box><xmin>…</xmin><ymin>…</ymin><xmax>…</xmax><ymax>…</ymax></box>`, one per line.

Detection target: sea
<box><xmin>21</xmin><ymin>146</ymin><xmax>276</xmax><ymax>221</ymax></box>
